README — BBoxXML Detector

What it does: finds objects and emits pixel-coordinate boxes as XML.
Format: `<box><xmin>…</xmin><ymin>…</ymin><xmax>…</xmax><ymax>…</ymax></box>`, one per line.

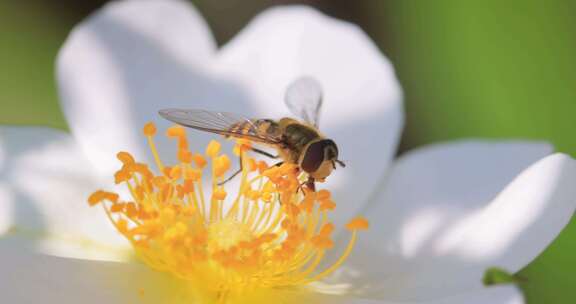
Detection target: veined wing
<box><xmin>284</xmin><ymin>77</ymin><xmax>323</xmax><ymax>128</ymax></box>
<box><xmin>158</xmin><ymin>109</ymin><xmax>283</xmax><ymax>145</ymax></box>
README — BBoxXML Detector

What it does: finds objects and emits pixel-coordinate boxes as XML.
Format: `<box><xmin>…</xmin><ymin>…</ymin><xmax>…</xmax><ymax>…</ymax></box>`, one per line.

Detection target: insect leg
<box><xmin>218</xmin><ymin>154</ymin><xmax>244</xmax><ymax>186</ymax></box>
<box><xmin>250</xmin><ymin>147</ymin><xmax>279</xmax><ymax>159</ymax></box>
<box><xmin>297</xmin><ymin>176</ymin><xmax>316</xmax><ymax>194</ymax></box>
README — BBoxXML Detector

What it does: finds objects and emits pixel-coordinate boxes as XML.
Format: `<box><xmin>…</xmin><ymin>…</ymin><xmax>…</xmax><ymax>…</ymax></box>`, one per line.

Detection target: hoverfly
<box><xmin>159</xmin><ymin>77</ymin><xmax>345</xmax><ymax>191</ymax></box>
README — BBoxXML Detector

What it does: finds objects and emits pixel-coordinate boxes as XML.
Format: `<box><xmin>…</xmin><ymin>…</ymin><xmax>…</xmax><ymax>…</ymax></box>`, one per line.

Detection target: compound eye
<box><xmin>301</xmin><ymin>141</ymin><xmax>326</xmax><ymax>173</ymax></box>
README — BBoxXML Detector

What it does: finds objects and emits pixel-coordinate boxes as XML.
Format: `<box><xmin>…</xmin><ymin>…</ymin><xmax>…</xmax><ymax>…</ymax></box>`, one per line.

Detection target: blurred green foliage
<box><xmin>1</xmin><ymin>0</ymin><xmax>575</xmax><ymax>303</ymax></box>
<box><xmin>377</xmin><ymin>2</ymin><xmax>576</xmax><ymax>303</ymax></box>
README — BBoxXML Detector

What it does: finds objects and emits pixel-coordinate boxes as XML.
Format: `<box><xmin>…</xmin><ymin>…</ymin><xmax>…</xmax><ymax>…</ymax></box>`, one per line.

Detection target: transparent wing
<box><xmin>158</xmin><ymin>109</ymin><xmax>283</xmax><ymax>144</ymax></box>
<box><xmin>284</xmin><ymin>77</ymin><xmax>323</xmax><ymax>128</ymax></box>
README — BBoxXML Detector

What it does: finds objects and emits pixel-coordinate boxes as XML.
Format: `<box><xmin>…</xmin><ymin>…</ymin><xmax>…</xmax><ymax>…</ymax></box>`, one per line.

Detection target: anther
<box><xmin>143</xmin><ymin>122</ymin><xmax>157</xmax><ymax>136</ymax></box>
<box><xmin>346</xmin><ymin>217</ymin><xmax>370</xmax><ymax>231</ymax></box>
<box><xmin>206</xmin><ymin>140</ymin><xmax>221</xmax><ymax>158</ymax></box>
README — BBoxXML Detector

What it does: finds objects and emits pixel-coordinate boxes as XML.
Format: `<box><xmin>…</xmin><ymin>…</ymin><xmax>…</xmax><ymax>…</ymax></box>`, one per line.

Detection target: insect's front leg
<box><xmin>297</xmin><ymin>176</ymin><xmax>316</xmax><ymax>194</ymax></box>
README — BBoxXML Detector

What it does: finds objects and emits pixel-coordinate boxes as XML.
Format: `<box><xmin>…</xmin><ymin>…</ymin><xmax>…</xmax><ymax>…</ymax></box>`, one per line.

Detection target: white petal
<box><xmin>423</xmin><ymin>286</ymin><xmax>524</xmax><ymax>304</ymax></box>
<box><xmin>57</xmin><ymin>0</ymin><xmax>220</xmax><ymax>178</ymax></box>
<box><xmin>0</xmin><ymin>244</ymin><xmax>191</xmax><ymax>303</ymax></box>
<box><xmin>331</xmin><ymin>141</ymin><xmax>553</xmax><ymax>298</ymax></box>
<box><xmin>217</xmin><ymin>6</ymin><xmax>404</xmax><ymax>226</ymax></box>
<box><xmin>0</xmin><ymin>127</ymin><xmax>129</xmax><ymax>261</ymax></box>
<box><xmin>362</xmin><ymin>141</ymin><xmax>552</xmax><ymax>270</ymax></box>
<box><xmin>438</xmin><ymin>153</ymin><xmax>576</xmax><ymax>271</ymax></box>
<box><xmin>313</xmin><ymin>286</ymin><xmax>522</xmax><ymax>303</ymax></box>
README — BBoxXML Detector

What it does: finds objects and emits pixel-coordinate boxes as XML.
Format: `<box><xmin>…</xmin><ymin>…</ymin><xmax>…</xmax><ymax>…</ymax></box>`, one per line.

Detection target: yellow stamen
<box><xmin>88</xmin><ymin>123</ymin><xmax>368</xmax><ymax>303</ymax></box>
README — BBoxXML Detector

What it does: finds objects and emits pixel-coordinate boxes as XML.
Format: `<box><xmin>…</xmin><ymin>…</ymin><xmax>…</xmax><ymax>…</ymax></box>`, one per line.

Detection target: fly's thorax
<box><xmin>279</xmin><ymin>118</ymin><xmax>322</xmax><ymax>160</ymax></box>
<box><xmin>253</xmin><ymin>118</ymin><xmax>281</xmax><ymax>138</ymax></box>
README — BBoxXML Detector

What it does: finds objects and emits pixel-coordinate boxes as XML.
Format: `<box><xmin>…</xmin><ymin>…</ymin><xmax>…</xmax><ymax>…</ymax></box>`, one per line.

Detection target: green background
<box><xmin>1</xmin><ymin>1</ymin><xmax>575</xmax><ymax>302</ymax></box>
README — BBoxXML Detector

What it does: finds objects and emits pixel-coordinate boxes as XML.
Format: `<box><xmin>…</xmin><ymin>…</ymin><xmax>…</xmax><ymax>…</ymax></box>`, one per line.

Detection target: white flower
<box><xmin>1</xmin><ymin>0</ymin><xmax>575</xmax><ymax>303</ymax></box>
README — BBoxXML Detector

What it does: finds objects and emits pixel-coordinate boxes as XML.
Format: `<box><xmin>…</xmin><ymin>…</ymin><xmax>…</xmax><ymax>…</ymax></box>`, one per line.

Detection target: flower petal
<box><xmin>0</xmin><ymin>244</ymin><xmax>191</xmax><ymax>303</ymax></box>
<box><xmin>422</xmin><ymin>286</ymin><xmax>523</xmax><ymax>304</ymax></box>
<box><xmin>437</xmin><ymin>152</ymin><xmax>576</xmax><ymax>271</ymax></box>
<box><xmin>0</xmin><ymin>127</ymin><xmax>129</xmax><ymax>261</ymax></box>
<box><xmin>342</xmin><ymin>141</ymin><xmax>576</xmax><ymax>300</ymax></box>
<box><xmin>313</xmin><ymin>286</ymin><xmax>522</xmax><ymax>303</ymax></box>
<box><xmin>57</xmin><ymin>0</ymin><xmax>225</xmax><ymax>177</ymax></box>
<box><xmin>217</xmin><ymin>6</ymin><xmax>404</xmax><ymax>226</ymax></box>
<box><xmin>363</xmin><ymin>141</ymin><xmax>553</xmax><ymax>269</ymax></box>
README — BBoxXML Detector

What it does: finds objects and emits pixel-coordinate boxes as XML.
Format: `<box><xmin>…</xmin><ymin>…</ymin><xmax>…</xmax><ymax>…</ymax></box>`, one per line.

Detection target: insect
<box><xmin>159</xmin><ymin>77</ymin><xmax>345</xmax><ymax>192</ymax></box>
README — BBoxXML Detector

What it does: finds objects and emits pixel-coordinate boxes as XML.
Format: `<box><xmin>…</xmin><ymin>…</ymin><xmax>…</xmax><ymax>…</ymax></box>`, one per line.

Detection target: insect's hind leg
<box><xmin>218</xmin><ymin>154</ymin><xmax>244</xmax><ymax>186</ymax></box>
<box><xmin>217</xmin><ymin>151</ymin><xmax>280</xmax><ymax>186</ymax></box>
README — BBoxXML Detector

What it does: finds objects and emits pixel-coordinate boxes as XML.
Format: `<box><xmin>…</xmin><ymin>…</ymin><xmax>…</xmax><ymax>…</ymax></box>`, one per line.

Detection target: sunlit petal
<box><xmin>57</xmin><ymin>0</ymin><xmax>219</xmax><ymax>178</ymax></box>
<box><xmin>0</xmin><ymin>127</ymin><xmax>129</xmax><ymax>261</ymax></box>
<box><xmin>0</xmin><ymin>244</ymin><xmax>189</xmax><ymax>303</ymax></box>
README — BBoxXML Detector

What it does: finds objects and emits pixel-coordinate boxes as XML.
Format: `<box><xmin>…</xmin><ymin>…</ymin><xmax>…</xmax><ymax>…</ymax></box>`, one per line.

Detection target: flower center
<box><xmin>207</xmin><ymin>218</ymin><xmax>252</xmax><ymax>252</ymax></box>
<box><xmin>88</xmin><ymin>122</ymin><xmax>368</xmax><ymax>303</ymax></box>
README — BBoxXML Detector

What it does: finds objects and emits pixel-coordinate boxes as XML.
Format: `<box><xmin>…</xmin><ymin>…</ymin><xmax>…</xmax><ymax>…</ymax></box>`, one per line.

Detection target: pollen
<box><xmin>88</xmin><ymin>122</ymin><xmax>368</xmax><ymax>303</ymax></box>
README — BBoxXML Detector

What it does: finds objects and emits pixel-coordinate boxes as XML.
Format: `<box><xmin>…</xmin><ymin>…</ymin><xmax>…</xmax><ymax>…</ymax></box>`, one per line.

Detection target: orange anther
<box><xmin>214</xmin><ymin>155</ymin><xmax>231</xmax><ymax>177</ymax></box>
<box><xmin>245</xmin><ymin>189</ymin><xmax>260</xmax><ymax>200</ymax></box>
<box><xmin>117</xmin><ymin>152</ymin><xmax>135</xmax><ymax>165</ymax></box>
<box><xmin>166</xmin><ymin>125</ymin><xmax>186</xmax><ymax>138</ymax></box>
<box><xmin>152</xmin><ymin>176</ymin><xmax>168</xmax><ymax>188</ymax></box>
<box><xmin>319</xmin><ymin>223</ymin><xmax>335</xmax><ymax>236</ymax></box>
<box><xmin>101</xmin><ymin>191</ymin><xmax>119</xmax><ymax>203</ymax></box>
<box><xmin>126</xmin><ymin>203</ymin><xmax>138</xmax><ymax>218</ymax></box>
<box><xmin>143</xmin><ymin>122</ymin><xmax>157</xmax><ymax>136</ymax></box>
<box><xmin>169</xmin><ymin>166</ymin><xmax>182</xmax><ymax>180</ymax></box>
<box><xmin>257</xmin><ymin>161</ymin><xmax>268</xmax><ymax>174</ymax></box>
<box><xmin>206</xmin><ymin>140</ymin><xmax>221</xmax><ymax>158</ymax></box>
<box><xmin>182</xmin><ymin>179</ymin><xmax>195</xmax><ymax>193</ymax></box>
<box><xmin>346</xmin><ymin>217</ymin><xmax>369</xmax><ymax>231</ymax></box>
<box><xmin>184</xmin><ymin>167</ymin><xmax>201</xmax><ymax>181</ymax></box>
<box><xmin>319</xmin><ymin>199</ymin><xmax>336</xmax><ymax>211</ymax></box>
<box><xmin>213</xmin><ymin>188</ymin><xmax>227</xmax><ymax>200</ymax></box>
<box><xmin>114</xmin><ymin>169</ymin><xmax>131</xmax><ymax>184</ymax></box>
<box><xmin>88</xmin><ymin>190</ymin><xmax>106</xmax><ymax>206</ymax></box>
<box><xmin>178</xmin><ymin>149</ymin><xmax>193</xmax><ymax>163</ymax></box>
<box><xmin>258</xmin><ymin>233</ymin><xmax>276</xmax><ymax>243</ymax></box>
<box><xmin>194</xmin><ymin>153</ymin><xmax>207</xmax><ymax>168</ymax></box>
<box><xmin>178</xmin><ymin>137</ymin><xmax>189</xmax><ymax>151</ymax></box>
<box><xmin>261</xmin><ymin>192</ymin><xmax>272</xmax><ymax>203</ymax></box>
<box><xmin>311</xmin><ymin>235</ymin><xmax>334</xmax><ymax>249</ymax></box>
<box><xmin>110</xmin><ymin>203</ymin><xmax>125</xmax><ymax>213</ymax></box>
<box><xmin>316</xmin><ymin>189</ymin><xmax>331</xmax><ymax>201</ymax></box>
<box><xmin>162</xmin><ymin>166</ymin><xmax>172</xmax><ymax>177</ymax></box>
<box><xmin>284</xmin><ymin>203</ymin><xmax>300</xmax><ymax>218</ymax></box>
<box><xmin>217</xmin><ymin>155</ymin><xmax>231</xmax><ymax>171</ymax></box>
<box><xmin>279</xmin><ymin>163</ymin><xmax>298</xmax><ymax>175</ymax></box>
<box><xmin>132</xmin><ymin>163</ymin><xmax>153</xmax><ymax>179</ymax></box>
